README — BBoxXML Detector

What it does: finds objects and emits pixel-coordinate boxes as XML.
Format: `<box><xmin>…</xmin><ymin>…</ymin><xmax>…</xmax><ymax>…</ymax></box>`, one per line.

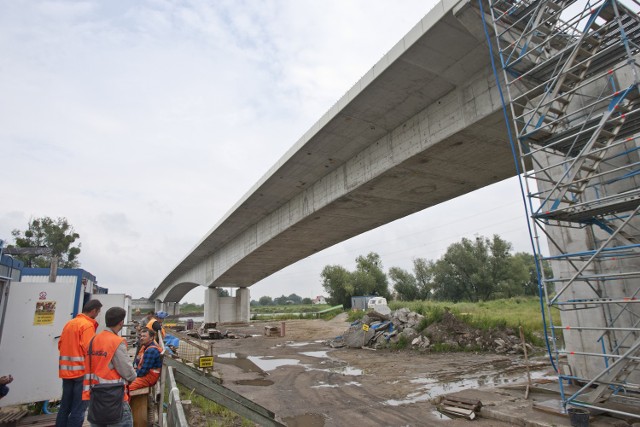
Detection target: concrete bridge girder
<box><xmin>204</xmin><ymin>70</ymin><xmax>512</xmax><ymax>287</ymax></box>
<box><xmin>150</xmin><ymin>0</ymin><xmax>519</xmax><ymax>322</ymax></box>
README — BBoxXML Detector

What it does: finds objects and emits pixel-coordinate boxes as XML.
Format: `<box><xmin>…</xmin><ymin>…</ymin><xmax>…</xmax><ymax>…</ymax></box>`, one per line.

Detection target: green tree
<box><xmin>511</xmin><ymin>252</ymin><xmax>553</xmax><ymax>296</ymax></box>
<box><xmin>413</xmin><ymin>258</ymin><xmax>435</xmax><ymax>299</ymax></box>
<box><xmin>258</xmin><ymin>296</ymin><xmax>273</xmax><ymax>306</ymax></box>
<box><xmin>321</xmin><ymin>265</ymin><xmax>352</xmax><ymax>307</ymax></box>
<box><xmin>218</xmin><ymin>288</ymin><xmax>230</xmax><ymax>297</ymax></box>
<box><xmin>273</xmin><ymin>294</ymin><xmax>289</xmax><ymax>305</ymax></box>
<box><xmin>301</xmin><ymin>297</ymin><xmax>312</xmax><ymax>305</ymax></box>
<box><xmin>431</xmin><ymin>235</ymin><xmax>514</xmax><ymax>302</ymax></box>
<box><xmin>180</xmin><ymin>302</ymin><xmax>204</xmax><ymax>313</ymax></box>
<box><xmin>287</xmin><ymin>293</ymin><xmax>302</xmax><ymax>304</ymax></box>
<box><xmin>354</xmin><ymin>252</ymin><xmax>390</xmax><ymax>299</ymax></box>
<box><xmin>11</xmin><ymin>217</ymin><xmax>81</xmax><ymax>268</ymax></box>
<box><xmin>321</xmin><ymin>253</ymin><xmax>390</xmax><ymax>307</ymax></box>
<box><xmin>389</xmin><ymin>267</ymin><xmax>419</xmax><ymax>301</ymax></box>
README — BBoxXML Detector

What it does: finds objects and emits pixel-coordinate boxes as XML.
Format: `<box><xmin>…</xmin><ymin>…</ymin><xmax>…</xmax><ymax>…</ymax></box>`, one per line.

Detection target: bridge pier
<box><xmin>204</xmin><ymin>288</ymin><xmax>219</xmax><ymax>323</ymax></box>
<box><xmin>204</xmin><ymin>287</ymin><xmax>250</xmax><ymax>324</ymax></box>
<box><xmin>154</xmin><ymin>300</ymin><xmax>165</xmax><ymax>313</ymax></box>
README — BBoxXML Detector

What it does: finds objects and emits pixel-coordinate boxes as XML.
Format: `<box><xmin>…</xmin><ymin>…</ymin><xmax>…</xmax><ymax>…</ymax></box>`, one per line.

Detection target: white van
<box><xmin>367</xmin><ymin>297</ymin><xmax>391</xmax><ymax>315</ymax></box>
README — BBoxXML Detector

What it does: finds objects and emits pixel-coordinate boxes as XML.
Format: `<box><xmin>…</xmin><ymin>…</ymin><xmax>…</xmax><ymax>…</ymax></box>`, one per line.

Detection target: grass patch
<box><xmin>251</xmin><ymin>304</ymin><xmax>329</xmax><ymax>314</ymax></box>
<box><xmin>250</xmin><ymin>304</ymin><xmax>343</xmax><ymax>321</ymax></box>
<box><xmin>175</xmin><ymin>383</ymin><xmax>254</xmax><ymax>427</ymax></box>
<box><xmin>390</xmin><ymin>297</ymin><xmax>557</xmax><ymax>345</ymax></box>
<box><xmin>390</xmin><ymin>334</ymin><xmax>409</xmax><ymax>350</ymax></box>
<box><xmin>347</xmin><ymin>310</ymin><xmax>365</xmax><ymax>322</ymax></box>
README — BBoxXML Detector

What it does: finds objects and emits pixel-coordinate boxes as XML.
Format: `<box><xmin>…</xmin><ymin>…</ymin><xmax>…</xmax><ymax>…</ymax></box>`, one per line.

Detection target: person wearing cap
<box><xmin>145</xmin><ymin>311</ymin><xmax>167</xmax><ymax>344</ymax></box>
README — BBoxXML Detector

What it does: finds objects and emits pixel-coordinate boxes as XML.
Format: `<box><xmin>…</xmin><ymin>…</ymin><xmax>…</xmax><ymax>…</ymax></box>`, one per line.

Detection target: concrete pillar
<box><xmin>204</xmin><ymin>287</ymin><xmax>219</xmax><ymax>323</ymax></box>
<box><xmin>236</xmin><ymin>288</ymin><xmax>250</xmax><ymax>323</ymax></box>
<box><xmin>165</xmin><ymin>302</ymin><xmax>180</xmax><ymax>316</ymax></box>
<box><xmin>154</xmin><ymin>300</ymin><xmax>163</xmax><ymax>313</ymax></box>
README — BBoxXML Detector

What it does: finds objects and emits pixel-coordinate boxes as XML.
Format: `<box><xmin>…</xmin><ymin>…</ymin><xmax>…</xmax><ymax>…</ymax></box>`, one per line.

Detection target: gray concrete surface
<box><xmin>151</xmin><ymin>0</ymin><xmax>516</xmax><ymax>303</ymax></box>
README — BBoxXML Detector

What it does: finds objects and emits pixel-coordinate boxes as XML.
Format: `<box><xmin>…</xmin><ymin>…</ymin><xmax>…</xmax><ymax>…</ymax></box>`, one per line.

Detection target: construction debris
<box><xmin>263</xmin><ymin>325</ymin><xmax>281</xmax><ymax>337</ymax></box>
<box><xmin>436</xmin><ymin>396</ymin><xmax>482</xmax><ymax>420</ymax></box>
<box><xmin>329</xmin><ymin>308</ymin><xmax>536</xmax><ymax>353</ymax></box>
<box><xmin>0</xmin><ymin>408</ymin><xmax>28</xmax><ymax>425</ymax></box>
<box><xmin>184</xmin><ymin>322</ymin><xmax>249</xmax><ymax>340</ymax></box>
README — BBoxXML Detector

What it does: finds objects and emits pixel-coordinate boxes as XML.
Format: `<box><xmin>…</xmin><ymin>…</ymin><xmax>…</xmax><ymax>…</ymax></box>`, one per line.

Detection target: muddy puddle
<box><xmin>215</xmin><ymin>349</ymin><xmax>553</xmax><ymax>403</ymax></box>
<box><xmin>215</xmin><ymin>352</ymin><xmax>299</xmax><ymax>374</ymax></box>
<box><xmin>384</xmin><ymin>368</ymin><xmax>555</xmax><ymax>406</ymax></box>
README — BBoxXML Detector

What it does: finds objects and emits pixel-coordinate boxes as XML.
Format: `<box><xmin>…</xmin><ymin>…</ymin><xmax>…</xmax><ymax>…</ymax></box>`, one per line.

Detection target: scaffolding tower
<box><xmin>486</xmin><ymin>0</ymin><xmax>640</xmax><ymax>418</ymax></box>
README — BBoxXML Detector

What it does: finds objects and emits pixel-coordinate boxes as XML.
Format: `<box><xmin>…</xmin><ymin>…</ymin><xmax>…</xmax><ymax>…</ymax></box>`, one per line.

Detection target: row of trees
<box><xmin>322</xmin><ymin>235</ymin><xmax>551</xmax><ymax>306</ymax></box>
<box><xmin>252</xmin><ymin>293</ymin><xmax>314</xmax><ymax>306</ymax></box>
<box><xmin>6</xmin><ymin>219</ymin><xmax>549</xmax><ymax>307</ymax></box>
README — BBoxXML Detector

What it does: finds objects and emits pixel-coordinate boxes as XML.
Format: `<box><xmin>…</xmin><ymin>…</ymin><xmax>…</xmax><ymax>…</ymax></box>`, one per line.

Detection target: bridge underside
<box><xmin>217</xmin><ymin>112</ymin><xmax>513</xmax><ymax>286</ymax></box>
<box><xmin>151</xmin><ymin>0</ymin><xmax>515</xmax><ymax>303</ymax></box>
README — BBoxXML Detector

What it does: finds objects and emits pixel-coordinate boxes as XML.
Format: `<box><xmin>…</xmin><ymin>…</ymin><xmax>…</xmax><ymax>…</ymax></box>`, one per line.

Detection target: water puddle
<box><xmin>215</xmin><ymin>352</ymin><xmax>300</xmax><ymax>373</ymax></box>
<box><xmin>384</xmin><ymin>368</ymin><xmax>554</xmax><ymax>406</ymax></box>
<box><xmin>282</xmin><ymin>413</ymin><xmax>325</xmax><ymax>427</ymax></box>
<box><xmin>284</xmin><ymin>341</ymin><xmax>313</xmax><ymax>347</ymax></box>
<box><xmin>303</xmin><ymin>364</ymin><xmax>363</xmax><ymax>376</ymax></box>
<box><xmin>215</xmin><ymin>353</ymin><xmax>265</xmax><ymax>374</ymax></box>
<box><xmin>311</xmin><ymin>381</ymin><xmax>361</xmax><ymax>389</ymax></box>
<box><xmin>300</xmin><ymin>351</ymin><xmax>328</xmax><ymax>358</ymax></box>
<box><xmin>248</xmin><ymin>356</ymin><xmax>300</xmax><ymax>371</ymax></box>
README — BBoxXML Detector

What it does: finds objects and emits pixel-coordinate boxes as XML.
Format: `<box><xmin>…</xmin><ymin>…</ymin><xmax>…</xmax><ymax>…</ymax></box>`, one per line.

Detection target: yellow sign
<box><xmin>362</xmin><ymin>324</ymin><xmax>369</xmax><ymax>332</ymax></box>
<box><xmin>34</xmin><ymin>301</ymin><xmax>56</xmax><ymax>326</ymax></box>
<box><xmin>199</xmin><ymin>356</ymin><xmax>214</xmax><ymax>368</ymax></box>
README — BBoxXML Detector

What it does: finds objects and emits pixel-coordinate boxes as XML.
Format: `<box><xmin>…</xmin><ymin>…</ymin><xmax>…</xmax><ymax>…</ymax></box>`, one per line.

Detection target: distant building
<box><xmin>131</xmin><ymin>297</ymin><xmax>156</xmax><ymax>314</ymax></box>
<box><xmin>131</xmin><ymin>298</ymin><xmax>180</xmax><ymax>316</ymax></box>
<box><xmin>312</xmin><ymin>295</ymin><xmax>326</xmax><ymax>305</ymax></box>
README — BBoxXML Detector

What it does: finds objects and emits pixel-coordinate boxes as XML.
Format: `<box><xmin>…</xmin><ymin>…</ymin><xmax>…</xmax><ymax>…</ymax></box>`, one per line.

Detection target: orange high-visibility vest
<box><xmin>130</xmin><ymin>341</ymin><xmax>162</xmax><ymax>389</ymax></box>
<box><xmin>58</xmin><ymin>313</ymin><xmax>98</xmax><ymax>379</ymax></box>
<box><xmin>82</xmin><ymin>330</ymin><xmax>129</xmax><ymax>402</ymax></box>
<box><xmin>146</xmin><ymin>318</ymin><xmax>166</xmax><ymax>342</ymax></box>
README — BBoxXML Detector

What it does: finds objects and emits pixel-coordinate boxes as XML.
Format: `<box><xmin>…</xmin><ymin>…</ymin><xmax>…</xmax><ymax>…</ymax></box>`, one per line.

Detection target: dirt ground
<box><xmin>186</xmin><ymin>314</ymin><xmax>558</xmax><ymax>427</ymax></box>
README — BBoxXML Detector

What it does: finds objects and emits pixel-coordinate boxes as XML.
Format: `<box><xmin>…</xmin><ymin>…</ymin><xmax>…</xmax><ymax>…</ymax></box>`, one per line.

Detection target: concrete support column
<box><xmin>165</xmin><ymin>302</ymin><xmax>180</xmax><ymax>316</ymax></box>
<box><xmin>236</xmin><ymin>288</ymin><xmax>250</xmax><ymax>323</ymax></box>
<box><xmin>154</xmin><ymin>300</ymin><xmax>164</xmax><ymax>313</ymax></box>
<box><xmin>204</xmin><ymin>287</ymin><xmax>220</xmax><ymax>323</ymax></box>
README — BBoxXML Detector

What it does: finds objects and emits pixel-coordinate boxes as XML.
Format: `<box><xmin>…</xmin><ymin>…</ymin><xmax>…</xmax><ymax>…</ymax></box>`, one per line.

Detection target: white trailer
<box><xmin>0</xmin><ymin>282</ymin><xmax>78</xmax><ymax>407</ymax></box>
<box><xmin>91</xmin><ymin>293</ymin><xmax>132</xmax><ymax>336</ymax></box>
<box><xmin>0</xmin><ymin>283</ymin><xmax>131</xmax><ymax>407</ymax></box>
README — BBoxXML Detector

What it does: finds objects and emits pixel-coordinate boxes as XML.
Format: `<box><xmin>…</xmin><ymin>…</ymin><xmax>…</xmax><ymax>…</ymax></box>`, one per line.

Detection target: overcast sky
<box><xmin>0</xmin><ymin>0</ymin><xmax>541</xmax><ymax>304</ymax></box>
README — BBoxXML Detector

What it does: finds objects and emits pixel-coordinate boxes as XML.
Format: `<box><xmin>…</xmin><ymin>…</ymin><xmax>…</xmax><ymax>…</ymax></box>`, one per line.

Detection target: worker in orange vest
<box><xmin>82</xmin><ymin>307</ymin><xmax>136</xmax><ymax>426</ymax></box>
<box><xmin>129</xmin><ymin>327</ymin><xmax>162</xmax><ymax>391</ymax></box>
<box><xmin>146</xmin><ymin>311</ymin><xmax>167</xmax><ymax>344</ymax></box>
<box><xmin>56</xmin><ymin>299</ymin><xmax>102</xmax><ymax>427</ymax></box>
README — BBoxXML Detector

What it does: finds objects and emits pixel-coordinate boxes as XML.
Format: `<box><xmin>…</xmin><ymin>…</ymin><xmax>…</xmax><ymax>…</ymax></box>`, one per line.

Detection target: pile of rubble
<box><xmin>329</xmin><ymin>308</ymin><xmax>533</xmax><ymax>354</ymax></box>
<box><xmin>184</xmin><ymin>322</ymin><xmax>249</xmax><ymax>340</ymax></box>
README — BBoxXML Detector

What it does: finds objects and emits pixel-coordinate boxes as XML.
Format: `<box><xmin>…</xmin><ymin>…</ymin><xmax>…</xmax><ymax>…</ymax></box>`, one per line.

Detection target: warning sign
<box><xmin>198</xmin><ymin>356</ymin><xmax>214</xmax><ymax>368</ymax></box>
<box><xmin>34</xmin><ymin>301</ymin><xmax>56</xmax><ymax>325</ymax></box>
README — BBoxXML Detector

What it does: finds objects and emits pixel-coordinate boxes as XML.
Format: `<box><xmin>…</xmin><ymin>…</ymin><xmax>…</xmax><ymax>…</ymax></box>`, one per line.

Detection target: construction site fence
<box><xmin>163</xmin><ymin>365</ymin><xmax>189</xmax><ymax>427</ymax></box>
<box><xmin>167</xmin><ymin>328</ymin><xmax>214</xmax><ymax>365</ymax></box>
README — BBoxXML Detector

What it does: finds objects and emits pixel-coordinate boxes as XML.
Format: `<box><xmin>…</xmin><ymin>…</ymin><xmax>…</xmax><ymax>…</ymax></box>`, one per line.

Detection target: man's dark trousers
<box><xmin>55</xmin><ymin>377</ymin><xmax>87</xmax><ymax>427</ymax></box>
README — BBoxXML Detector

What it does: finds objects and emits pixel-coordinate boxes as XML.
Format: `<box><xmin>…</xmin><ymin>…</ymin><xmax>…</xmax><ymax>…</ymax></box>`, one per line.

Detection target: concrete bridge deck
<box><xmin>151</xmin><ymin>0</ymin><xmax>515</xmax><ymax>303</ymax></box>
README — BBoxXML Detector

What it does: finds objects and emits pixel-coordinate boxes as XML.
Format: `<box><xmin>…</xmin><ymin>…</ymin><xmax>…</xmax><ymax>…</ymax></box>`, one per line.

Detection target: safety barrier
<box><xmin>162</xmin><ymin>365</ymin><xmax>189</xmax><ymax>427</ymax></box>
